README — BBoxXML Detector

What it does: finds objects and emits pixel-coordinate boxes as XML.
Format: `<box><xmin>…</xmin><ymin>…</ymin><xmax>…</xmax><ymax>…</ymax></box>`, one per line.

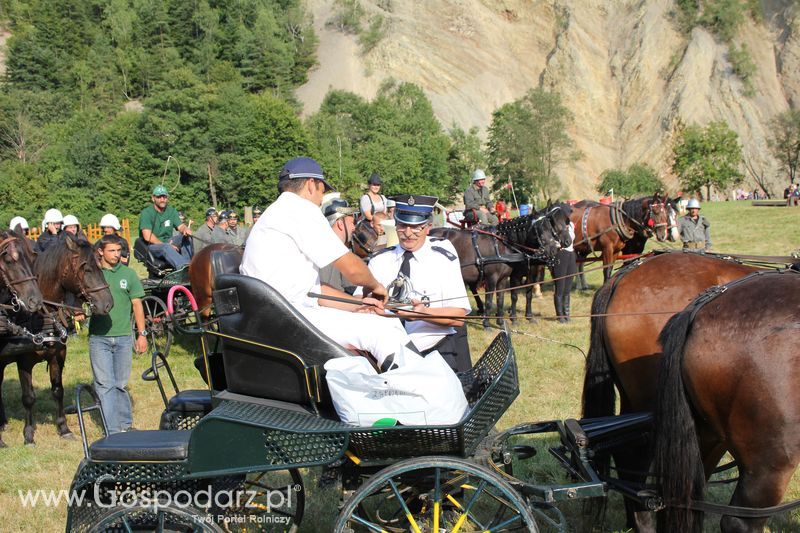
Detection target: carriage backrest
<box><xmin>133</xmin><ymin>238</ymin><xmax>172</xmax><ymax>277</ymax></box>
<box><xmin>213</xmin><ymin>273</ymin><xmax>349</xmax><ymax>414</ymax></box>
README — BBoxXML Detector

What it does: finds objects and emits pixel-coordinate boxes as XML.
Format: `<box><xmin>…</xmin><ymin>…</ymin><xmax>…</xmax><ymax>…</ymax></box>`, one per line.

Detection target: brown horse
<box><xmin>0</xmin><ymin>233</ymin><xmax>113</xmax><ymax>445</ymax></box>
<box><xmin>188</xmin><ymin>242</ymin><xmax>242</xmax><ymax>317</ymax></box>
<box><xmin>0</xmin><ymin>229</ymin><xmax>43</xmax><ymax>313</ymax></box>
<box><xmin>571</xmin><ymin>194</ymin><xmax>671</xmax><ymax>287</ymax></box>
<box><xmin>654</xmin><ymin>269</ymin><xmax>800</xmax><ymax>532</ymax></box>
<box><xmin>581</xmin><ymin>251</ymin><xmax>763</xmax><ymax>530</ymax></box>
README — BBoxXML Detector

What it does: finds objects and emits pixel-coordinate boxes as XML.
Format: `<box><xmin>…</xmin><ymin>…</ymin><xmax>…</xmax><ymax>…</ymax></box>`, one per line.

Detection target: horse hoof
<box><xmin>60</xmin><ymin>432</ymin><xmax>76</xmax><ymax>441</ymax></box>
<box><xmin>24</xmin><ymin>441</ymin><xmax>36</xmax><ymax>447</ymax></box>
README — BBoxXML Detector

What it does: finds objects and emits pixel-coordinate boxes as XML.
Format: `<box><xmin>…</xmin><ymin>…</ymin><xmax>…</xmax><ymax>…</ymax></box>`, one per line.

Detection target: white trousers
<box><xmin>299</xmin><ymin>306</ymin><xmax>412</xmax><ymax>367</ymax></box>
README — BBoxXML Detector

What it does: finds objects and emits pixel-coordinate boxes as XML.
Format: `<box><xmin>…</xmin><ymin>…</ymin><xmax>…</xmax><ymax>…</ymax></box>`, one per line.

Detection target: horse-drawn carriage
<box><xmin>63</xmin><ymin>245</ymin><xmax>667</xmax><ymax>533</ymax></box>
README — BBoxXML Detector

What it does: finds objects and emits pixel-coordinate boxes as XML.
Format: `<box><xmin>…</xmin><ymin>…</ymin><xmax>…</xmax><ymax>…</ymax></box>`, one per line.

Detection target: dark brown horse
<box><xmin>351</xmin><ymin>218</ymin><xmax>383</xmax><ymax>258</ymax></box>
<box><xmin>571</xmin><ymin>194</ymin><xmax>671</xmax><ymax>288</ymax></box>
<box><xmin>430</xmin><ymin>204</ymin><xmax>572</xmax><ymax>328</ymax></box>
<box><xmin>654</xmin><ymin>269</ymin><xmax>800</xmax><ymax>532</ymax></box>
<box><xmin>582</xmin><ymin>251</ymin><xmax>763</xmax><ymax>530</ymax></box>
<box><xmin>0</xmin><ymin>229</ymin><xmax>43</xmax><ymax>313</ymax></box>
<box><xmin>188</xmin><ymin>242</ymin><xmax>242</xmax><ymax>317</ymax></box>
<box><xmin>0</xmin><ymin>233</ymin><xmax>113</xmax><ymax>445</ymax></box>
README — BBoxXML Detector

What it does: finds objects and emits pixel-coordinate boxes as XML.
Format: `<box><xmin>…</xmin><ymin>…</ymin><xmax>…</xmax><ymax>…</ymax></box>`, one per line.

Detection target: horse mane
<box><xmin>620</xmin><ymin>197</ymin><xmax>648</xmax><ymax>225</ymax></box>
<box><xmin>495</xmin><ymin>214</ymin><xmax>534</xmax><ymax>244</ymax></box>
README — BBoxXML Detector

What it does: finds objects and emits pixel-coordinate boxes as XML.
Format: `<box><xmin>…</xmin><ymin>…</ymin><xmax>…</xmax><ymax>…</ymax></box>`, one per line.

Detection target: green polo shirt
<box><xmin>89</xmin><ymin>263</ymin><xmax>145</xmax><ymax>337</ymax></box>
<box><xmin>139</xmin><ymin>204</ymin><xmax>182</xmax><ymax>243</ymax></box>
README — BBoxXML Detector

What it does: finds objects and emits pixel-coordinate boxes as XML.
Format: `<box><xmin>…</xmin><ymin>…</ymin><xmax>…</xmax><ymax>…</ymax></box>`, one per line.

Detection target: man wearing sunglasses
<box><xmin>366</xmin><ymin>195</ymin><xmax>472</xmax><ymax>372</ymax></box>
<box><xmin>138</xmin><ymin>185</ymin><xmax>192</xmax><ymax>269</ymax></box>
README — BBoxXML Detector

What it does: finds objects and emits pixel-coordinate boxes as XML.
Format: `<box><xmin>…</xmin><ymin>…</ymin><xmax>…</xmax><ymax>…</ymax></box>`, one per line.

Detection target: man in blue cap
<box><xmin>240</xmin><ymin>157</ymin><xmax>418</xmax><ymax>370</ymax></box>
<box><xmin>138</xmin><ymin>185</ymin><xmax>193</xmax><ymax>269</ymax></box>
<box><xmin>367</xmin><ymin>194</ymin><xmax>472</xmax><ymax>372</ymax></box>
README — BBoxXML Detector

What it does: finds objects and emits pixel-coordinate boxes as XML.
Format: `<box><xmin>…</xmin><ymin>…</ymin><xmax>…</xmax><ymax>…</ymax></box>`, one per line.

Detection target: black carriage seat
<box><xmin>89</xmin><ymin>430</ymin><xmax>190</xmax><ymax>461</ymax></box>
<box><xmin>133</xmin><ymin>237</ymin><xmax>173</xmax><ymax>277</ymax></box>
<box><xmin>213</xmin><ymin>273</ymin><xmax>350</xmax><ymax>413</ymax></box>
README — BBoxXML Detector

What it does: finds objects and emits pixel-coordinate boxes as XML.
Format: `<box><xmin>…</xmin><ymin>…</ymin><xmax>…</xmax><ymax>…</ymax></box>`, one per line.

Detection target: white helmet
<box><xmin>9</xmin><ymin>216</ymin><xmax>29</xmax><ymax>230</ymax></box>
<box><xmin>62</xmin><ymin>214</ymin><xmax>80</xmax><ymax>227</ymax></box>
<box><xmin>43</xmin><ymin>208</ymin><xmax>64</xmax><ymax>224</ymax></box>
<box><xmin>472</xmin><ymin>169</ymin><xmax>487</xmax><ymax>182</ymax></box>
<box><xmin>99</xmin><ymin>213</ymin><xmax>121</xmax><ymax>230</ymax></box>
<box><xmin>686</xmin><ymin>198</ymin><xmax>701</xmax><ymax>209</ymax></box>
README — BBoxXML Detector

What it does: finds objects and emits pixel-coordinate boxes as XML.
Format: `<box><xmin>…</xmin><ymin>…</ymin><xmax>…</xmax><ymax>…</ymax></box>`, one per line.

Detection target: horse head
<box><xmin>351</xmin><ymin>218</ymin><xmax>379</xmax><ymax>258</ymax></box>
<box><xmin>44</xmin><ymin>233</ymin><xmax>113</xmax><ymax>315</ymax></box>
<box><xmin>547</xmin><ymin>203</ymin><xmax>574</xmax><ymax>249</ymax></box>
<box><xmin>522</xmin><ymin>208</ymin><xmax>561</xmax><ymax>262</ymax></box>
<box><xmin>644</xmin><ymin>194</ymin><xmax>670</xmax><ymax>242</ymax></box>
<box><xmin>0</xmin><ymin>229</ymin><xmax>43</xmax><ymax>312</ymax></box>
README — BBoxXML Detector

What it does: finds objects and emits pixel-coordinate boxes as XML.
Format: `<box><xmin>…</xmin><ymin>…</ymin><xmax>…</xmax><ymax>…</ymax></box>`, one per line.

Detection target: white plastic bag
<box><xmin>324</xmin><ymin>350</ymin><xmax>469</xmax><ymax>426</ymax></box>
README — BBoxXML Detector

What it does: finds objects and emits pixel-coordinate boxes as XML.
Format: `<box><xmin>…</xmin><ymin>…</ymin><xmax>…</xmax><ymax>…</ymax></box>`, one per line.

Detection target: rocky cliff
<box><xmin>296</xmin><ymin>0</ymin><xmax>800</xmax><ymax>198</ymax></box>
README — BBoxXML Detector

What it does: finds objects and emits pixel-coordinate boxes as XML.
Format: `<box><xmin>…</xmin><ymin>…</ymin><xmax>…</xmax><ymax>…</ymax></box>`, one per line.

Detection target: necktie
<box><xmin>399</xmin><ymin>250</ymin><xmax>413</xmax><ymax>278</ymax></box>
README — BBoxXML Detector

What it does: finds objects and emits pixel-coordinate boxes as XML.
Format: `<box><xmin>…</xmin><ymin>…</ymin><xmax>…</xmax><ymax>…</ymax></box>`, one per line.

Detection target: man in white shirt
<box><xmin>240</xmin><ymin>157</ymin><xmax>415</xmax><ymax>371</ymax></box>
<box><xmin>367</xmin><ymin>195</ymin><xmax>473</xmax><ymax>372</ymax></box>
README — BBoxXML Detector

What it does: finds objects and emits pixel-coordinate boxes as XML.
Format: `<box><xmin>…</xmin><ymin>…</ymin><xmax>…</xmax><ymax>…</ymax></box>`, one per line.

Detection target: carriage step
<box><xmin>89</xmin><ymin>430</ymin><xmax>190</xmax><ymax>462</ymax></box>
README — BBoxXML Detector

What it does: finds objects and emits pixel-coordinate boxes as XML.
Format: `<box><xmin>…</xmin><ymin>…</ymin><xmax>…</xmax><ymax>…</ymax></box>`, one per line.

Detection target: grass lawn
<box><xmin>0</xmin><ymin>200</ymin><xmax>798</xmax><ymax>532</ymax></box>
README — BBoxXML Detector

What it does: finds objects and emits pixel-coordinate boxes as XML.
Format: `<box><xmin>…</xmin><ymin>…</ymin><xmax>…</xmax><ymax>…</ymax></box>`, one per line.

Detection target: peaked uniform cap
<box><xmin>279</xmin><ymin>157</ymin><xmax>335</xmax><ymax>192</ymax></box>
<box><xmin>393</xmin><ymin>194</ymin><xmax>438</xmax><ymax>225</ymax></box>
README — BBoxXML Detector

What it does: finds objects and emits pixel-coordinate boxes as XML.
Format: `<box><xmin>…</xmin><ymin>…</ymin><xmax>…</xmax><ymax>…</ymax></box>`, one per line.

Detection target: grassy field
<box><xmin>0</xmin><ymin>200</ymin><xmax>798</xmax><ymax>532</ymax></box>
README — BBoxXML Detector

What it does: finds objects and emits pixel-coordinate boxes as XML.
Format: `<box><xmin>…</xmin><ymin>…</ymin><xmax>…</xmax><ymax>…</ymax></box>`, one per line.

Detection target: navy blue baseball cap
<box><xmin>393</xmin><ymin>194</ymin><xmax>437</xmax><ymax>225</ymax></box>
<box><xmin>278</xmin><ymin>157</ymin><xmax>335</xmax><ymax>192</ymax></box>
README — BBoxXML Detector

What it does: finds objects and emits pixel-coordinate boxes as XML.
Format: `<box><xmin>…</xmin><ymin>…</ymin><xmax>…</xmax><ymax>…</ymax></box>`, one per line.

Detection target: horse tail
<box><xmin>653</xmin><ymin>309</ymin><xmax>705</xmax><ymax>533</ymax></box>
<box><xmin>581</xmin><ymin>281</ymin><xmax>616</xmax><ymax>419</ymax></box>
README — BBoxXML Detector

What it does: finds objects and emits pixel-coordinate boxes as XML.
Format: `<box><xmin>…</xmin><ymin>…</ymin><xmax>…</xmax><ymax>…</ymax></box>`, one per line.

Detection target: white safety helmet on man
<box><xmin>9</xmin><ymin>216</ymin><xmax>29</xmax><ymax>231</ymax></box>
<box><xmin>686</xmin><ymin>198</ymin><xmax>701</xmax><ymax>210</ymax></box>
<box><xmin>62</xmin><ymin>214</ymin><xmax>80</xmax><ymax>227</ymax></box>
<box><xmin>99</xmin><ymin>213</ymin><xmax>122</xmax><ymax>230</ymax></box>
<box><xmin>472</xmin><ymin>169</ymin><xmax>487</xmax><ymax>182</ymax></box>
<box><xmin>43</xmin><ymin>208</ymin><xmax>64</xmax><ymax>224</ymax></box>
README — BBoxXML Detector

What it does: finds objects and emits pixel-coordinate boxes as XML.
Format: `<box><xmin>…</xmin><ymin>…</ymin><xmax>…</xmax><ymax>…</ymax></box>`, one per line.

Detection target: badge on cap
<box><xmin>408</xmin><ymin>196</ymin><xmax>415</xmax><ymax>206</ymax></box>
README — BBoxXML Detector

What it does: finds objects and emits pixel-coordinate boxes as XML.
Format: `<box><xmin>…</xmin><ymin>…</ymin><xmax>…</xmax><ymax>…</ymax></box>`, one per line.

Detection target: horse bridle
<box><xmin>645</xmin><ymin>200</ymin><xmax>669</xmax><ymax>237</ymax></box>
<box><xmin>61</xmin><ymin>250</ymin><xmax>109</xmax><ymax>312</ymax></box>
<box><xmin>0</xmin><ymin>236</ymin><xmax>38</xmax><ymax>304</ymax></box>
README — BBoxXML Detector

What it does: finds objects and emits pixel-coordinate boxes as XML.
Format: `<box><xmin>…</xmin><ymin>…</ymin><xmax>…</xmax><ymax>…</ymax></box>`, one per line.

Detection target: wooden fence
<box><xmin>28</xmin><ymin>219</ymin><xmax>132</xmax><ymax>244</ymax></box>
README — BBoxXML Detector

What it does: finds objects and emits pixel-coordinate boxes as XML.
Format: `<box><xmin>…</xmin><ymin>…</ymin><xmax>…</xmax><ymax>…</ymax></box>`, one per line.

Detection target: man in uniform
<box><xmin>464</xmin><ymin>169</ymin><xmax>498</xmax><ymax>225</ymax></box>
<box><xmin>213</xmin><ymin>210</ymin><xmax>230</xmax><ymax>244</ymax></box>
<box><xmin>252</xmin><ymin>206</ymin><xmax>263</xmax><ymax>224</ymax></box>
<box><xmin>678</xmin><ymin>198</ymin><xmax>711</xmax><ymax>251</ymax></box>
<box><xmin>193</xmin><ymin>208</ymin><xmax>218</xmax><ymax>253</ymax></box>
<box><xmin>319</xmin><ymin>192</ymin><xmax>359</xmax><ymax>294</ymax></box>
<box><xmin>367</xmin><ymin>195</ymin><xmax>473</xmax><ymax>372</ymax></box>
<box><xmin>240</xmin><ymin>156</ymin><xmax>417</xmax><ymax>370</ymax></box>
<box><xmin>99</xmin><ymin>213</ymin><xmax>130</xmax><ymax>265</ymax></box>
<box><xmin>226</xmin><ymin>211</ymin><xmax>246</xmax><ymax>246</ymax></box>
<box><xmin>138</xmin><ymin>185</ymin><xmax>192</xmax><ymax>269</ymax></box>
<box><xmin>89</xmin><ymin>234</ymin><xmax>148</xmax><ymax>433</ymax></box>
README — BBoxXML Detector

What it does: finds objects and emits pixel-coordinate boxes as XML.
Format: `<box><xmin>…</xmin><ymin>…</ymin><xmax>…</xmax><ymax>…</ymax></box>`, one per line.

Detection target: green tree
<box><xmin>768</xmin><ymin>109</ymin><xmax>800</xmax><ymax>185</ymax></box>
<box><xmin>671</xmin><ymin>121</ymin><xmax>743</xmax><ymax>200</ymax></box>
<box><xmin>446</xmin><ymin>125</ymin><xmax>486</xmax><ymax>202</ymax></box>
<box><xmin>487</xmin><ymin>88</ymin><xmax>577</xmax><ymax>204</ymax></box>
<box><xmin>596</xmin><ymin>163</ymin><xmax>665</xmax><ymax>198</ymax></box>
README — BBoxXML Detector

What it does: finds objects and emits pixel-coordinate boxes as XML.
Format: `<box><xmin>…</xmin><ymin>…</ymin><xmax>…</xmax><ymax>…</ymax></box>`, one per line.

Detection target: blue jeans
<box><xmin>89</xmin><ymin>335</ymin><xmax>134</xmax><ymax>433</ymax></box>
<box><xmin>149</xmin><ymin>234</ymin><xmax>192</xmax><ymax>269</ymax></box>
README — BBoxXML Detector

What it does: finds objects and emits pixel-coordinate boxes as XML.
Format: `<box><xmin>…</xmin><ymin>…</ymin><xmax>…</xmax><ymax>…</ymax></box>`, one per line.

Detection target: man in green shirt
<box><xmin>89</xmin><ymin>235</ymin><xmax>148</xmax><ymax>433</ymax></box>
<box><xmin>139</xmin><ymin>184</ymin><xmax>193</xmax><ymax>269</ymax></box>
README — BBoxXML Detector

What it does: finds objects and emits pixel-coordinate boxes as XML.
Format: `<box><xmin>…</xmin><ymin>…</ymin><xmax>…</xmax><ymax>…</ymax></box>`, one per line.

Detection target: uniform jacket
<box><xmin>464</xmin><ymin>185</ymin><xmax>493</xmax><ymax>210</ymax></box>
<box><xmin>678</xmin><ymin>214</ymin><xmax>711</xmax><ymax>248</ymax></box>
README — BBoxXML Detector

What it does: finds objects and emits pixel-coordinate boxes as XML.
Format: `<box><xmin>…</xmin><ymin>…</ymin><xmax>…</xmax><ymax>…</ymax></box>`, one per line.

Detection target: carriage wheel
<box><xmin>219</xmin><ymin>468</ymin><xmax>305</xmax><ymax>532</ymax></box>
<box><xmin>139</xmin><ymin>295</ymin><xmax>173</xmax><ymax>356</ymax></box>
<box><xmin>335</xmin><ymin>457</ymin><xmax>537</xmax><ymax>533</ymax></box>
<box><xmin>90</xmin><ymin>502</ymin><xmax>222</xmax><ymax>532</ymax></box>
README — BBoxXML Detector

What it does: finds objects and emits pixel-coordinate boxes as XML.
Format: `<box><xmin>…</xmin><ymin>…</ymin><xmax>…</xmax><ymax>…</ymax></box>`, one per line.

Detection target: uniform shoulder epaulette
<box><xmin>431</xmin><ymin>245</ymin><xmax>457</xmax><ymax>261</ymax></box>
<box><xmin>430</xmin><ymin>237</ymin><xmax>446</xmax><ymax>242</ymax></box>
<box><xmin>368</xmin><ymin>246</ymin><xmax>397</xmax><ymax>259</ymax></box>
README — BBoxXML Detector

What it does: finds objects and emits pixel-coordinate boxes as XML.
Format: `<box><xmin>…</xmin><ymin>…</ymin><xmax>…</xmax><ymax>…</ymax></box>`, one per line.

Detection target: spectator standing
<box><xmin>37</xmin><ymin>208</ymin><xmax>64</xmax><ymax>253</ymax></box>
<box><xmin>226</xmin><ymin>211</ymin><xmax>246</xmax><ymax>246</ymax></box>
<box><xmin>63</xmin><ymin>215</ymin><xmax>80</xmax><ymax>235</ymax></box>
<box><xmin>213</xmin><ymin>211</ymin><xmax>230</xmax><ymax>244</ymax></box>
<box><xmin>88</xmin><ymin>235</ymin><xmax>147</xmax><ymax>433</ymax></box>
<box><xmin>678</xmin><ymin>198</ymin><xmax>711</xmax><ymax>251</ymax></box>
<box><xmin>193</xmin><ymin>208</ymin><xmax>218</xmax><ymax>253</ymax></box>
<box><xmin>550</xmin><ymin>221</ymin><xmax>577</xmax><ymax>323</ymax></box>
<box><xmin>359</xmin><ymin>173</ymin><xmax>387</xmax><ymax>222</ymax></box>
